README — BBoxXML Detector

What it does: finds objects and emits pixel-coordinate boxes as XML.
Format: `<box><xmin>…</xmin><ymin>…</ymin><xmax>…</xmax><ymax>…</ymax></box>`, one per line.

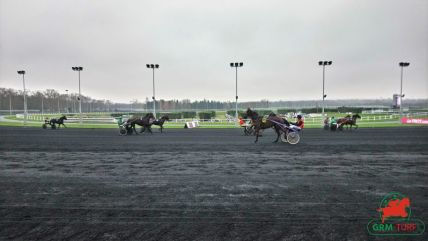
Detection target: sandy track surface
<box><xmin>0</xmin><ymin>127</ymin><xmax>427</xmax><ymax>240</ymax></box>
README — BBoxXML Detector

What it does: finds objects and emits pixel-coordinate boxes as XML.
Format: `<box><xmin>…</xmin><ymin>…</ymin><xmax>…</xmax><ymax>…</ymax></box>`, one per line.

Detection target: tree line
<box><xmin>1</xmin><ymin>87</ymin><xmax>427</xmax><ymax>115</ymax></box>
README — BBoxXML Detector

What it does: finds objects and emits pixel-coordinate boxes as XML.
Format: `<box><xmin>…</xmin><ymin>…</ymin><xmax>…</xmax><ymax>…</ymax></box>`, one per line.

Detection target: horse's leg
<box><xmin>254</xmin><ymin>127</ymin><xmax>260</xmax><ymax>143</ymax></box>
<box><xmin>273</xmin><ymin>126</ymin><xmax>280</xmax><ymax>143</ymax></box>
<box><xmin>133</xmin><ymin>124</ymin><xmax>139</xmax><ymax>135</ymax></box>
<box><xmin>148</xmin><ymin>126</ymin><xmax>153</xmax><ymax>134</ymax></box>
<box><xmin>160</xmin><ymin>124</ymin><xmax>163</xmax><ymax>133</ymax></box>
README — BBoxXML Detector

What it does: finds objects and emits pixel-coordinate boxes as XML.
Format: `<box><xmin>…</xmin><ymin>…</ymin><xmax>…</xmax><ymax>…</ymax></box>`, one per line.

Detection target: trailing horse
<box><xmin>125</xmin><ymin>113</ymin><xmax>155</xmax><ymax>135</ymax></box>
<box><xmin>337</xmin><ymin>114</ymin><xmax>361</xmax><ymax>130</ymax></box>
<box><xmin>245</xmin><ymin>108</ymin><xmax>288</xmax><ymax>143</ymax></box>
<box><xmin>141</xmin><ymin>115</ymin><xmax>170</xmax><ymax>133</ymax></box>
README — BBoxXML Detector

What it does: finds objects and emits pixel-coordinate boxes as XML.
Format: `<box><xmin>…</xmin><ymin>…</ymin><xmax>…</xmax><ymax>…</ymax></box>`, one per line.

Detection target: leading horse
<box><xmin>141</xmin><ymin>115</ymin><xmax>170</xmax><ymax>133</ymax></box>
<box><xmin>337</xmin><ymin>114</ymin><xmax>361</xmax><ymax>130</ymax></box>
<box><xmin>126</xmin><ymin>113</ymin><xmax>155</xmax><ymax>135</ymax></box>
<box><xmin>48</xmin><ymin>115</ymin><xmax>67</xmax><ymax>128</ymax></box>
<box><xmin>246</xmin><ymin>108</ymin><xmax>288</xmax><ymax>143</ymax></box>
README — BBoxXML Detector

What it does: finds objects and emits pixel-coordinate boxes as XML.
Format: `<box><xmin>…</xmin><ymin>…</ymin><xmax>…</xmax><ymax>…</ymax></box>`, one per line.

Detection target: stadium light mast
<box><xmin>230</xmin><ymin>62</ymin><xmax>243</xmax><ymax>126</ymax></box>
<box><xmin>72</xmin><ymin>66</ymin><xmax>83</xmax><ymax>124</ymax></box>
<box><xmin>146</xmin><ymin>64</ymin><xmax>159</xmax><ymax>118</ymax></box>
<box><xmin>398</xmin><ymin>62</ymin><xmax>410</xmax><ymax>117</ymax></box>
<box><xmin>318</xmin><ymin>61</ymin><xmax>332</xmax><ymax>117</ymax></box>
<box><xmin>17</xmin><ymin>70</ymin><xmax>27</xmax><ymax>125</ymax></box>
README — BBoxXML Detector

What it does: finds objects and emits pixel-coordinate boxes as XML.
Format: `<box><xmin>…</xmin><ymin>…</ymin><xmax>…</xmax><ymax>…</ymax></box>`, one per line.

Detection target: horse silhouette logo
<box><xmin>367</xmin><ymin>192</ymin><xmax>425</xmax><ymax>236</ymax></box>
<box><xmin>377</xmin><ymin>194</ymin><xmax>410</xmax><ymax>223</ymax></box>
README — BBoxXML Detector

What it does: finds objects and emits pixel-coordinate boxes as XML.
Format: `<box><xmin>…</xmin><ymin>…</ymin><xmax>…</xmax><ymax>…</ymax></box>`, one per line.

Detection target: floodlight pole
<box><xmin>235</xmin><ymin>66</ymin><xmax>238</xmax><ymax>124</ymax></box>
<box><xmin>78</xmin><ymin>69</ymin><xmax>82</xmax><ymax>123</ymax></box>
<box><xmin>72</xmin><ymin>67</ymin><xmax>83</xmax><ymax>124</ymax></box>
<box><xmin>400</xmin><ymin>65</ymin><xmax>403</xmax><ymax>116</ymax></box>
<box><xmin>322</xmin><ymin>64</ymin><xmax>325</xmax><ymax>116</ymax></box>
<box><xmin>153</xmin><ymin>67</ymin><xmax>155</xmax><ymax>117</ymax></box>
<box><xmin>398</xmin><ymin>62</ymin><xmax>410</xmax><ymax>117</ymax></box>
<box><xmin>147</xmin><ymin>64</ymin><xmax>159</xmax><ymax>118</ymax></box>
<box><xmin>318</xmin><ymin>61</ymin><xmax>332</xmax><ymax>118</ymax></box>
<box><xmin>17</xmin><ymin>70</ymin><xmax>27</xmax><ymax>125</ymax></box>
<box><xmin>230</xmin><ymin>62</ymin><xmax>243</xmax><ymax>126</ymax></box>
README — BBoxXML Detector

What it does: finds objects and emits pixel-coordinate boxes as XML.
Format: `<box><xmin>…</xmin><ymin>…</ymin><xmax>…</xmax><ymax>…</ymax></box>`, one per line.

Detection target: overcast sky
<box><xmin>1</xmin><ymin>0</ymin><xmax>427</xmax><ymax>103</ymax></box>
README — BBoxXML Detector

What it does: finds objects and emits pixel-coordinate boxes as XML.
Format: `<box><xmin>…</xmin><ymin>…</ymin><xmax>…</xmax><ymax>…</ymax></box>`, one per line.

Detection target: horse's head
<box><xmin>353</xmin><ymin>114</ymin><xmax>361</xmax><ymax>120</ymax></box>
<box><xmin>144</xmin><ymin>113</ymin><xmax>155</xmax><ymax>119</ymax></box>
<box><xmin>61</xmin><ymin>115</ymin><xmax>67</xmax><ymax>120</ymax></box>
<box><xmin>246</xmin><ymin>108</ymin><xmax>259</xmax><ymax>121</ymax></box>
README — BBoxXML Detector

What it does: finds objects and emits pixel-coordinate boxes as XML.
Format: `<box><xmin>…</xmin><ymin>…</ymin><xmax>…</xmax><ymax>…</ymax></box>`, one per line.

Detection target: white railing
<box><xmin>13</xmin><ymin>112</ymin><xmax>428</xmax><ymax>125</ymax></box>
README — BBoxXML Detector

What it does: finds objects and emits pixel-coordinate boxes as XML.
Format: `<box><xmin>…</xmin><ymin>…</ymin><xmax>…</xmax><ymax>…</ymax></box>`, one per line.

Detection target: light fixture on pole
<box><xmin>146</xmin><ymin>64</ymin><xmax>159</xmax><ymax>118</ymax></box>
<box><xmin>318</xmin><ymin>61</ymin><xmax>332</xmax><ymax>117</ymax></box>
<box><xmin>17</xmin><ymin>70</ymin><xmax>27</xmax><ymax>125</ymax></box>
<box><xmin>72</xmin><ymin>66</ymin><xmax>83</xmax><ymax>124</ymax></box>
<box><xmin>230</xmin><ymin>62</ymin><xmax>243</xmax><ymax>125</ymax></box>
<box><xmin>398</xmin><ymin>62</ymin><xmax>410</xmax><ymax>117</ymax></box>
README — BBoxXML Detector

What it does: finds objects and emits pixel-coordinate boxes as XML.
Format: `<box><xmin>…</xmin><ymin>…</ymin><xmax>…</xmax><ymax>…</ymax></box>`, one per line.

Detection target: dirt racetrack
<box><xmin>0</xmin><ymin>126</ymin><xmax>427</xmax><ymax>240</ymax></box>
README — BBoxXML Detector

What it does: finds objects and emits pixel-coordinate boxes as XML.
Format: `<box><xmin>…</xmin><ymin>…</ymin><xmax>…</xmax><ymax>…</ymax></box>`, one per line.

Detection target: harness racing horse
<box><xmin>141</xmin><ymin>115</ymin><xmax>170</xmax><ymax>133</ymax></box>
<box><xmin>246</xmin><ymin>108</ymin><xmax>289</xmax><ymax>143</ymax></box>
<box><xmin>126</xmin><ymin>113</ymin><xmax>155</xmax><ymax>135</ymax></box>
<box><xmin>337</xmin><ymin>114</ymin><xmax>361</xmax><ymax>130</ymax></box>
<box><xmin>45</xmin><ymin>115</ymin><xmax>67</xmax><ymax>129</ymax></box>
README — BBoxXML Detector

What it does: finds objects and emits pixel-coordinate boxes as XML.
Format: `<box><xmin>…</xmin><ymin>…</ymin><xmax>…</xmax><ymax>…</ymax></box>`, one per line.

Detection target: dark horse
<box><xmin>246</xmin><ymin>108</ymin><xmax>289</xmax><ymax>143</ymax></box>
<box><xmin>126</xmin><ymin>113</ymin><xmax>155</xmax><ymax>135</ymax></box>
<box><xmin>337</xmin><ymin>114</ymin><xmax>361</xmax><ymax>130</ymax></box>
<box><xmin>46</xmin><ymin>115</ymin><xmax>67</xmax><ymax>128</ymax></box>
<box><xmin>141</xmin><ymin>115</ymin><xmax>170</xmax><ymax>133</ymax></box>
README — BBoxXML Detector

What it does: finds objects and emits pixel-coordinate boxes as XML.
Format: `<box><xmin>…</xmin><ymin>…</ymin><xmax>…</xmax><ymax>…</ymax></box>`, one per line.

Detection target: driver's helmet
<box><xmin>297</xmin><ymin>114</ymin><xmax>302</xmax><ymax>119</ymax></box>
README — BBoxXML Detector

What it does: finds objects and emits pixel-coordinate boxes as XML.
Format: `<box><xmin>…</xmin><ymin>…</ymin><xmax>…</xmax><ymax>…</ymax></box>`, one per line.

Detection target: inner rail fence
<box><xmin>12</xmin><ymin>112</ymin><xmax>428</xmax><ymax>126</ymax></box>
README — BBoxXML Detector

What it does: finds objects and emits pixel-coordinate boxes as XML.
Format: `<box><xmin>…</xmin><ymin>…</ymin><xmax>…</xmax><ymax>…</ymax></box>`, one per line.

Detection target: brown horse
<box><xmin>126</xmin><ymin>113</ymin><xmax>155</xmax><ymax>134</ymax></box>
<box><xmin>245</xmin><ymin>108</ymin><xmax>289</xmax><ymax>143</ymax></box>
<box><xmin>337</xmin><ymin>114</ymin><xmax>361</xmax><ymax>130</ymax></box>
<box><xmin>141</xmin><ymin>115</ymin><xmax>170</xmax><ymax>133</ymax></box>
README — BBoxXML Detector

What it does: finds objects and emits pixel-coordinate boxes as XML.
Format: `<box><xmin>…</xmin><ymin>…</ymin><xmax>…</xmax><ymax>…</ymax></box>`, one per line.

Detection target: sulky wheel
<box><xmin>119</xmin><ymin>127</ymin><xmax>127</xmax><ymax>136</ymax></box>
<box><xmin>286</xmin><ymin>131</ymin><xmax>300</xmax><ymax>144</ymax></box>
<box><xmin>127</xmin><ymin>127</ymin><xmax>133</xmax><ymax>135</ymax></box>
<box><xmin>280</xmin><ymin>132</ymin><xmax>288</xmax><ymax>143</ymax></box>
